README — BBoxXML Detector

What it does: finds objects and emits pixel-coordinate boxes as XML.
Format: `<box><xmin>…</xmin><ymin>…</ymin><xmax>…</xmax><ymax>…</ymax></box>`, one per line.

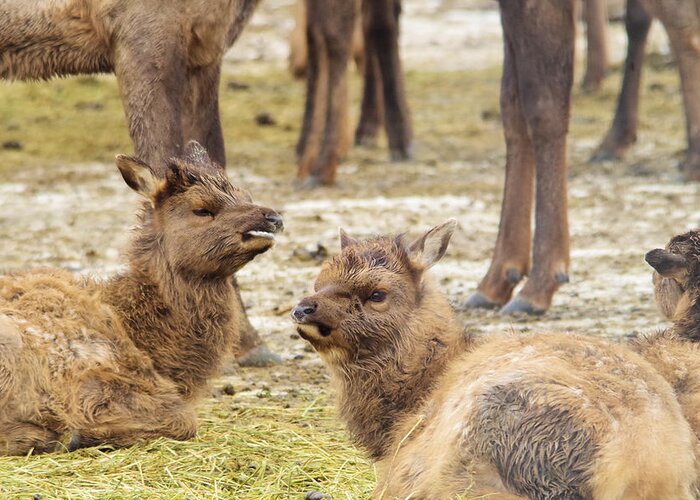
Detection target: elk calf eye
<box><xmin>369</xmin><ymin>291</ymin><xmax>386</xmax><ymax>302</ymax></box>
<box><xmin>192</xmin><ymin>208</ymin><xmax>213</xmax><ymax>217</ymax></box>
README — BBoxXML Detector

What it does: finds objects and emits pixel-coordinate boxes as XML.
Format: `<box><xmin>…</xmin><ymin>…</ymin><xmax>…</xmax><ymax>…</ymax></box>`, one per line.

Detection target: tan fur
<box><xmin>294</xmin><ymin>222</ymin><xmax>698</xmax><ymax>499</ymax></box>
<box><xmin>0</xmin><ymin>142</ymin><xmax>282</xmax><ymax>455</ymax></box>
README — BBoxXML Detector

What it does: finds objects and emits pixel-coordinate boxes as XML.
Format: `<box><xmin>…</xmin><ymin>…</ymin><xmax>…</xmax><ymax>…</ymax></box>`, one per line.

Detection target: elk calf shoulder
<box><xmin>0</xmin><ymin>141</ymin><xmax>282</xmax><ymax>455</ymax></box>
<box><xmin>293</xmin><ymin>220</ymin><xmax>697</xmax><ymax>499</ymax></box>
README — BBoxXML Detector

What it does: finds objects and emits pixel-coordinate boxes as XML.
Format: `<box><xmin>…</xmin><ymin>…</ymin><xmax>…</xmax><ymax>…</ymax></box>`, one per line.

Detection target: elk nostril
<box><xmin>265</xmin><ymin>212</ymin><xmax>284</xmax><ymax>232</ymax></box>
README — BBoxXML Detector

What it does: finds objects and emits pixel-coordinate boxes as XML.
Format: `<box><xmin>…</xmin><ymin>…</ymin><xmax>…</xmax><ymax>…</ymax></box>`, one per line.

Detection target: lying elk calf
<box><xmin>0</xmin><ymin>141</ymin><xmax>282</xmax><ymax>455</ymax></box>
<box><xmin>635</xmin><ymin>229</ymin><xmax>700</xmax><ymax>438</ymax></box>
<box><xmin>292</xmin><ymin>220</ymin><xmax>696</xmax><ymax>499</ymax></box>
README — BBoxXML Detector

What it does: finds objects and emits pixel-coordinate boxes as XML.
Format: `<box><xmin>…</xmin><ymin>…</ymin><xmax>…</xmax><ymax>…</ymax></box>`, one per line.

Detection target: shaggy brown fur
<box><xmin>293</xmin><ymin>221</ymin><xmax>697</xmax><ymax>499</ymax></box>
<box><xmin>592</xmin><ymin>0</ymin><xmax>700</xmax><ymax>180</ymax></box>
<box><xmin>295</xmin><ymin>0</ymin><xmax>412</xmax><ymax>186</ymax></box>
<box><xmin>0</xmin><ymin>141</ymin><xmax>282</xmax><ymax>455</ymax></box>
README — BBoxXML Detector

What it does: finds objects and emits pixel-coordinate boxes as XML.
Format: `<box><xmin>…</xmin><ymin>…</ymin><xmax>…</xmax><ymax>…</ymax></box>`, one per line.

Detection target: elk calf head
<box><xmin>292</xmin><ymin>220</ymin><xmax>456</xmax><ymax>363</ymax></box>
<box><xmin>645</xmin><ymin>230</ymin><xmax>700</xmax><ymax>319</ymax></box>
<box><xmin>117</xmin><ymin>141</ymin><xmax>283</xmax><ymax>279</ymax></box>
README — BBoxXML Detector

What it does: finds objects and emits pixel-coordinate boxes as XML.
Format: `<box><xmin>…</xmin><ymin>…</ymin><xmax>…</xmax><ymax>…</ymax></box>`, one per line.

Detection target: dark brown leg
<box><xmin>297</xmin><ymin>0</ymin><xmax>355</xmax><ymax>186</ymax></box>
<box><xmin>113</xmin><ymin>32</ymin><xmax>187</xmax><ymax>172</ymax></box>
<box><xmin>591</xmin><ymin>0</ymin><xmax>652</xmax><ymax>162</ymax></box>
<box><xmin>466</xmin><ymin>31</ymin><xmax>535</xmax><ymax>310</ymax></box>
<box><xmin>654</xmin><ymin>3</ymin><xmax>700</xmax><ymax>180</ymax></box>
<box><xmin>182</xmin><ymin>62</ymin><xmax>225</xmax><ymax>166</ymax></box>
<box><xmin>362</xmin><ymin>0</ymin><xmax>412</xmax><ymax>161</ymax></box>
<box><xmin>355</xmin><ymin>44</ymin><xmax>384</xmax><ymax>147</ymax></box>
<box><xmin>581</xmin><ymin>0</ymin><xmax>609</xmax><ymax>92</ymax></box>
<box><xmin>500</xmin><ymin>0</ymin><xmax>574</xmax><ymax>315</ymax></box>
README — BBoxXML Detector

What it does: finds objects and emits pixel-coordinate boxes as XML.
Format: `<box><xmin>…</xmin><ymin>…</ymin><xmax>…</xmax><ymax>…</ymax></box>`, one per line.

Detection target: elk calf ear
<box><xmin>116</xmin><ymin>155</ymin><xmax>158</xmax><ymax>197</ymax></box>
<box><xmin>409</xmin><ymin>219</ymin><xmax>457</xmax><ymax>269</ymax></box>
<box><xmin>645</xmin><ymin>248</ymin><xmax>688</xmax><ymax>279</ymax></box>
<box><xmin>340</xmin><ymin>228</ymin><xmax>359</xmax><ymax>249</ymax></box>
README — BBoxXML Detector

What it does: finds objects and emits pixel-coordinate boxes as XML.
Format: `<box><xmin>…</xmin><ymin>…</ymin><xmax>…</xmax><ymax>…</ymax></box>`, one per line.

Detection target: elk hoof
<box><xmin>237</xmin><ymin>344</ymin><xmax>283</xmax><ymax>367</ymax></box>
<box><xmin>555</xmin><ymin>272</ymin><xmax>570</xmax><ymax>284</ymax></box>
<box><xmin>506</xmin><ymin>268</ymin><xmax>522</xmax><ymax>284</ymax></box>
<box><xmin>500</xmin><ymin>297</ymin><xmax>545</xmax><ymax>316</ymax></box>
<box><xmin>390</xmin><ymin>146</ymin><xmax>413</xmax><ymax>162</ymax></box>
<box><xmin>465</xmin><ymin>291</ymin><xmax>500</xmax><ymax>310</ymax></box>
<box><xmin>589</xmin><ymin>147</ymin><xmax>617</xmax><ymax>163</ymax></box>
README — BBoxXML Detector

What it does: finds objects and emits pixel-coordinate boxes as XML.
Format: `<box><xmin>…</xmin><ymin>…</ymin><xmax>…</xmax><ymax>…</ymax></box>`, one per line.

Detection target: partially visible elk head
<box><xmin>291</xmin><ymin>220</ymin><xmax>456</xmax><ymax>364</ymax></box>
<box><xmin>116</xmin><ymin>141</ymin><xmax>283</xmax><ymax>278</ymax></box>
<box><xmin>645</xmin><ymin>230</ymin><xmax>700</xmax><ymax>319</ymax></box>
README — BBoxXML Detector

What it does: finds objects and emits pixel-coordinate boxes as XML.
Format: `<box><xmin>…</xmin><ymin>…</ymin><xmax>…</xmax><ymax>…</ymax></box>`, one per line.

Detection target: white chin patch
<box><xmin>246</xmin><ymin>230</ymin><xmax>275</xmax><ymax>240</ymax></box>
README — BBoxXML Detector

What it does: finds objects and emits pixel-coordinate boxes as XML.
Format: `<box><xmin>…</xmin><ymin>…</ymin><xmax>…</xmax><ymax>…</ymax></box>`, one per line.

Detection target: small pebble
<box><xmin>222</xmin><ymin>383</ymin><xmax>236</xmax><ymax>396</ymax></box>
<box><xmin>2</xmin><ymin>140</ymin><xmax>22</xmax><ymax>150</ymax></box>
<box><xmin>255</xmin><ymin>112</ymin><xmax>276</xmax><ymax>126</ymax></box>
<box><xmin>305</xmin><ymin>491</ymin><xmax>331</xmax><ymax>500</ymax></box>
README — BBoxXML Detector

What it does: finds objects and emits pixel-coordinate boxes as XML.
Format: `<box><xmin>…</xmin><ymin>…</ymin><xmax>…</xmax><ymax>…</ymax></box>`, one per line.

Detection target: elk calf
<box><xmin>636</xmin><ymin>230</ymin><xmax>700</xmax><ymax>438</ymax></box>
<box><xmin>0</xmin><ymin>141</ymin><xmax>282</xmax><ymax>455</ymax></box>
<box><xmin>293</xmin><ymin>221</ymin><xmax>697</xmax><ymax>498</ymax></box>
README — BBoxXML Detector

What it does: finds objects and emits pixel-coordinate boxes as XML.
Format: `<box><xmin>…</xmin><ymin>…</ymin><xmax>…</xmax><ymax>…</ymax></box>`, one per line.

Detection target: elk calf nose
<box><xmin>292</xmin><ymin>301</ymin><xmax>317</xmax><ymax>322</ymax></box>
<box><xmin>265</xmin><ymin>212</ymin><xmax>284</xmax><ymax>232</ymax></box>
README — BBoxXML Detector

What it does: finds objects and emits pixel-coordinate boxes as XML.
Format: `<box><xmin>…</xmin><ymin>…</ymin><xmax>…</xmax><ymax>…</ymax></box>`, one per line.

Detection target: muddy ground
<box><xmin>0</xmin><ymin>1</ymin><xmax>698</xmax><ymax>497</ymax></box>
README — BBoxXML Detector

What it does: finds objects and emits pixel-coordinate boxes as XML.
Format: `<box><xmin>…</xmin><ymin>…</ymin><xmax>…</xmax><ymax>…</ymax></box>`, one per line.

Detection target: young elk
<box><xmin>0</xmin><ymin>141</ymin><xmax>283</xmax><ymax>455</ymax></box>
<box><xmin>292</xmin><ymin>221</ymin><xmax>697</xmax><ymax>499</ymax></box>
<box><xmin>636</xmin><ymin>230</ymin><xmax>700</xmax><ymax>437</ymax></box>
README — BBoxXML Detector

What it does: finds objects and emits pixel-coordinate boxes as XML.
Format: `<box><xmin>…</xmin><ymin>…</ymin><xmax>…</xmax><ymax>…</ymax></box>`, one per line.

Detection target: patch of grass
<box><xmin>0</xmin><ymin>398</ymin><xmax>374</xmax><ymax>499</ymax></box>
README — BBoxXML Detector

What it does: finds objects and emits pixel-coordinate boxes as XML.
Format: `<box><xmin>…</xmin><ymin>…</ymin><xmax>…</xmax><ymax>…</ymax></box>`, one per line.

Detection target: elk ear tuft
<box><xmin>645</xmin><ymin>248</ymin><xmax>688</xmax><ymax>279</ymax></box>
<box><xmin>409</xmin><ymin>219</ymin><xmax>457</xmax><ymax>269</ymax></box>
<box><xmin>116</xmin><ymin>155</ymin><xmax>158</xmax><ymax>197</ymax></box>
<box><xmin>339</xmin><ymin>228</ymin><xmax>359</xmax><ymax>250</ymax></box>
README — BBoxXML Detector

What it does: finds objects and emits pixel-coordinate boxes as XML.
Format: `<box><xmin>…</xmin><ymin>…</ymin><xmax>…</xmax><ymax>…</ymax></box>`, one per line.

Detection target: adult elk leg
<box><xmin>466</xmin><ymin>25</ymin><xmax>535</xmax><ymax>310</ymax></box>
<box><xmin>289</xmin><ymin>0</ymin><xmax>309</xmax><ymax>79</ymax></box>
<box><xmin>362</xmin><ymin>0</ymin><xmax>412</xmax><ymax>160</ymax></box>
<box><xmin>113</xmin><ymin>30</ymin><xmax>187</xmax><ymax>170</ymax></box>
<box><xmin>655</xmin><ymin>4</ymin><xmax>700</xmax><ymax>180</ymax></box>
<box><xmin>355</xmin><ymin>38</ymin><xmax>384</xmax><ymax>146</ymax></box>
<box><xmin>591</xmin><ymin>0</ymin><xmax>652</xmax><ymax>161</ymax></box>
<box><xmin>501</xmin><ymin>0</ymin><xmax>574</xmax><ymax>315</ymax></box>
<box><xmin>296</xmin><ymin>0</ymin><xmax>354</xmax><ymax>186</ymax></box>
<box><xmin>470</xmin><ymin>0</ymin><xmax>574</xmax><ymax>315</ymax></box>
<box><xmin>582</xmin><ymin>0</ymin><xmax>609</xmax><ymax>92</ymax></box>
<box><xmin>182</xmin><ymin>63</ymin><xmax>226</xmax><ymax>167</ymax></box>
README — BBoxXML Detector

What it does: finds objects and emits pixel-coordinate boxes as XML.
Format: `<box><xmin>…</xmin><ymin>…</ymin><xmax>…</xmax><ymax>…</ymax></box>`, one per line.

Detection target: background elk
<box><xmin>0</xmin><ymin>141</ymin><xmax>283</xmax><ymax>455</ymax></box>
<box><xmin>295</xmin><ymin>0</ymin><xmax>412</xmax><ymax>186</ymax></box>
<box><xmin>292</xmin><ymin>221</ymin><xmax>697</xmax><ymax>499</ymax></box>
<box><xmin>592</xmin><ymin>0</ymin><xmax>700</xmax><ymax>181</ymax></box>
<box><xmin>0</xmin><ymin>0</ymin><xmax>278</xmax><ymax>364</ymax></box>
